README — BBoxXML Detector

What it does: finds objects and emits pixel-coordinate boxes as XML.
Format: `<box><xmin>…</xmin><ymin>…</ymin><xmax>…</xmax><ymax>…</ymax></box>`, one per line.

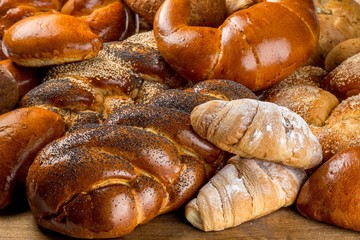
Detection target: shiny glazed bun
<box><xmin>2</xmin><ymin>12</ymin><xmax>103</xmax><ymax>67</ymax></box>
<box><xmin>154</xmin><ymin>0</ymin><xmax>319</xmax><ymax>91</ymax></box>
<box><xmin>297</xmin><ymin>146</ymin><xmax>360</xmax><ymax>232</ymax></box>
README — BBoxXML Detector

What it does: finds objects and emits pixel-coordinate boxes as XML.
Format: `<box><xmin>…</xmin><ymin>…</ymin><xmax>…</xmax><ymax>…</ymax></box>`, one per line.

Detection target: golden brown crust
<box><xmin>322</xmin><ymin>52</ymin><xmax>360</xmax><ymax>100</ymax></box>
<box><xmin>124</xmin><ymin>0</ymin><xmax>227</xmax><ymax>26</ymax></box>
<box><xmin>313</xmin><ymin>94</ymin><xmax>360</xmax><ymax>161</ymax></box>
<box><xmin>0</xmin><ymin>60</ymin><xmax>43</xmax><ymax>113</ymax></box>
<box><xmin>0</xmin><ymin>107</ymin><xmax>65</xmax><ymax>209</ymax></box>
<box><xmin>153</xmin><ymin>0</ymin><xmax>319</xmax><ymax>91</ymax></box>
<box><xmin>324</xmin><ymin>38</ymin><xmax>360</xmax><ymax>72</ymax></box>
<box><xmin>308</xmin><ymin>0</ymin><xmax>360</xmax><ymax>67</ymax></box>
<box><xmin>26</xmin><ymin>118</ymin><xmax>228</xmax><ymax>238</ymax></box>
<box><xmin>20</xmin><ymin>31</ymin><xmax>190</xmax><ymax>128</ymax></box>
<box><xmin>2</xmin><ymin>12</ymin><xmax>103</xmax><ymax>67</ymax></box>
<box><xmin>265</xmin><ymin>85</ymin><xmax>339</xmax><ymax>127</ymax></box>
<box><xmin>0</xmin><ymin>0</ymin><xmax>62</xmax><ymax>37</ymax></box>
<box><xmin>296</xmin><ymin>146</ymin><xmax>360</xmax><ymax>232</ymax></box>
<box><xmin>1</xmin><ymin>0</ymin><xmax>139</xmax><ymax>67</ymax></box>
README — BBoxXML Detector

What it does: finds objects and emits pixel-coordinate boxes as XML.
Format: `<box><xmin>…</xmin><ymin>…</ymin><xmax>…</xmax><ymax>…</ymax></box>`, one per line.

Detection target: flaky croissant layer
<box><xmin>185</xmin><ymin>157</ymin><xmax>307</xmax><ymax>231</ymax></box>
<box><xmin>190</xmin><ymin>99</ymin><xmax>323</xmax><ymax>170</ymax></box>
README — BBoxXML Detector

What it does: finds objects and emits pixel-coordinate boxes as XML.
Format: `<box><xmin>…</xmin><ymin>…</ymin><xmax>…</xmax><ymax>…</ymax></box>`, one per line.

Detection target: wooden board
<box><xmin>0</xmin><ymin>197</ymin><xmax>359</xmax><ymax>240</ymax></box>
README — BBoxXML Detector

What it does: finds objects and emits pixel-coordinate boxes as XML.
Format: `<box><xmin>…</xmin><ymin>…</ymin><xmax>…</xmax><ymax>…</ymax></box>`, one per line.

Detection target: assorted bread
<box><xmin>0</xmin><ymin>0</ymin><xmax>360</xmax><ymax>238</ymax></box>
<box><xmin>26</xmin><ymin>81</ymin><xmax>254</xmax><ymax>238</ymax></box>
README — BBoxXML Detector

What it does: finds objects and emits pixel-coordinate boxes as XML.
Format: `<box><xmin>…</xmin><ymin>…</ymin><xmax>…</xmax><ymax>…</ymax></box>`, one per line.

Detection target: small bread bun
<box><xmin>314</xmin><ymin>94</ymin><xmax>360</xmax><ymax>161</ymax></box>
<box><xmin>297</xmin><ymin>146</ymin><xmax>360</xmax><ymax>232</ymax></box>
<box><xmin>0</xmin><ymin>107</ymin><xmax>65</xmax><ymax>208</ymax></box>
<box><xmin>322</xmin><ymin>52</ymin><xmax>360</xmax><ymax>100</ymax></box>
<box><xmin>2</xmin><ymin>12</ymin><xmax>103</xmax><ymax>67</ymax></box>
<box><xmin>0</xmin><ymin>59</ymin><xmax>42</xmax><ymax>114</ymax></box>
<box><xmin>325</xmin><ymin>38</ymin><xmax>360</xmax><ymax>72</ymax></box>
<box><xmin>265</xmin><ymin>85</ymin><xmax>339</xmax><ymax>127</ymax></box>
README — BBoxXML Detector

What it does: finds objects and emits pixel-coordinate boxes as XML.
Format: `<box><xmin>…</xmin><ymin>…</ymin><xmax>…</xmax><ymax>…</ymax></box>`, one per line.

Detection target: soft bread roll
<box><xmin>2</xmin><ymin>12</ymin><xmax>103</xmax><ymax>67</ymax></box>
<box><xmin>190</xmin><ymin>99</ymin><xmax>323</xmax><ymax>169</ymax></box>
<box><xmin>264</xmin><ymin>85</ymin><xmax>339</xmax><ymax>127</ymax></box>
<box><xmin>296</xmin><ymin>146</ymin><xmax>360</xmax><ymax>232</ymax></box>
<box><xmin>322</xmin><ymin>52</ymin><xmax>360</xmax><ymax>100</ymax></box>
<box><xmin>154</xmin><ymin>0</ymin><xmax>319</xmax><ymax>91</ymax></box>
<box><xmin>313</xmin><ymin>94</ymin><xmax>360</xmax><ymax>161</ymax></box>
<box><xmin>0</xmin><ymin>59</ymin><xmax>43</xmax><ymax>114</ymax></box>
<box><xmin>263</xmin><ymin>66</ymin><xmax>339</xmax><ymax>127</ymax></box>
<box><xmin>0</xmin><ymin>0</ymin><xmax>62</xmax><ymax>37</ymax></box>
<box><xmin>61</xmin><ymin>0</ymin><xmax>138</xmax><ymax>42</ymax></box>
<box><xmin>185</xmin><ymin>157</ymin><xmax>307</xmax><ymax>231</ymax></box>
<box><xmin>325</xmin><ymin>38</ymin><xmax>360</xmax><ymax>72</ymax></box>
<box><xmin>0</xmin><ymin>107</ymin><xmax>65</xmax><ymax>208</ymax></box>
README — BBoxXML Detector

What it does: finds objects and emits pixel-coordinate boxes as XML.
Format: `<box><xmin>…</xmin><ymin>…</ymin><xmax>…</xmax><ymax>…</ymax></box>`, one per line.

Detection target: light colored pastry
<box><xmin>190</xmin><ymin>99</ymin><xmax>323</xmax><ymax>169</ymax></box>
<box><xmin>186</xmin><ymin>156</ymin><xmax>307</xmax><ymax>231</ymax></box>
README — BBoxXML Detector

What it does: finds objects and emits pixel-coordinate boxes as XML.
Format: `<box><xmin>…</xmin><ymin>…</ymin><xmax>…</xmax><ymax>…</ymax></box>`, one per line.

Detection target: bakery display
<box><xmin>0</xmin><ymin>0</ymin><xmax>360</xmax><ymax>239</ymax></box>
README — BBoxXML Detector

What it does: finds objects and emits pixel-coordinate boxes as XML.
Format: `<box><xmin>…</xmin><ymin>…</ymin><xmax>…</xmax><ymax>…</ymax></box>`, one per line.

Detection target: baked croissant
<box><xmin>190</xmin><ymin>99</ymin><xmax>323</xmax><ymax>170</ymax></box>
<box><xmin>185</xmin><ymin>156</ymin><xmax>307</xmax><ymax>231</ymax></box>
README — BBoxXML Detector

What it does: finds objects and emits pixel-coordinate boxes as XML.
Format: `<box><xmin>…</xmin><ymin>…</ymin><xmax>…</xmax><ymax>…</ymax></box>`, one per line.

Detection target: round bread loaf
<box><xmin>297</xmin><ymin>146</ymin><xmax>360</xmax><ymax>232</ymax></box>
<box><xmin>325</xmin><ymin>38</ymin><xmax>360</xmax><ymax>72</ymax></box>
<box><xmin>322</xmin><ymin>52</ymin><xmax>360</xmax><ymax>100</ymax></box>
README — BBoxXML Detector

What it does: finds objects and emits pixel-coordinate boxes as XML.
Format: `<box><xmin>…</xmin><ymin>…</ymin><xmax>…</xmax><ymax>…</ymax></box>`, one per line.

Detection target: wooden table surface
<box><xmin>0</xmin><ymin>196</ymin><xmax>359</xmax><ymax>240</ymax></box>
